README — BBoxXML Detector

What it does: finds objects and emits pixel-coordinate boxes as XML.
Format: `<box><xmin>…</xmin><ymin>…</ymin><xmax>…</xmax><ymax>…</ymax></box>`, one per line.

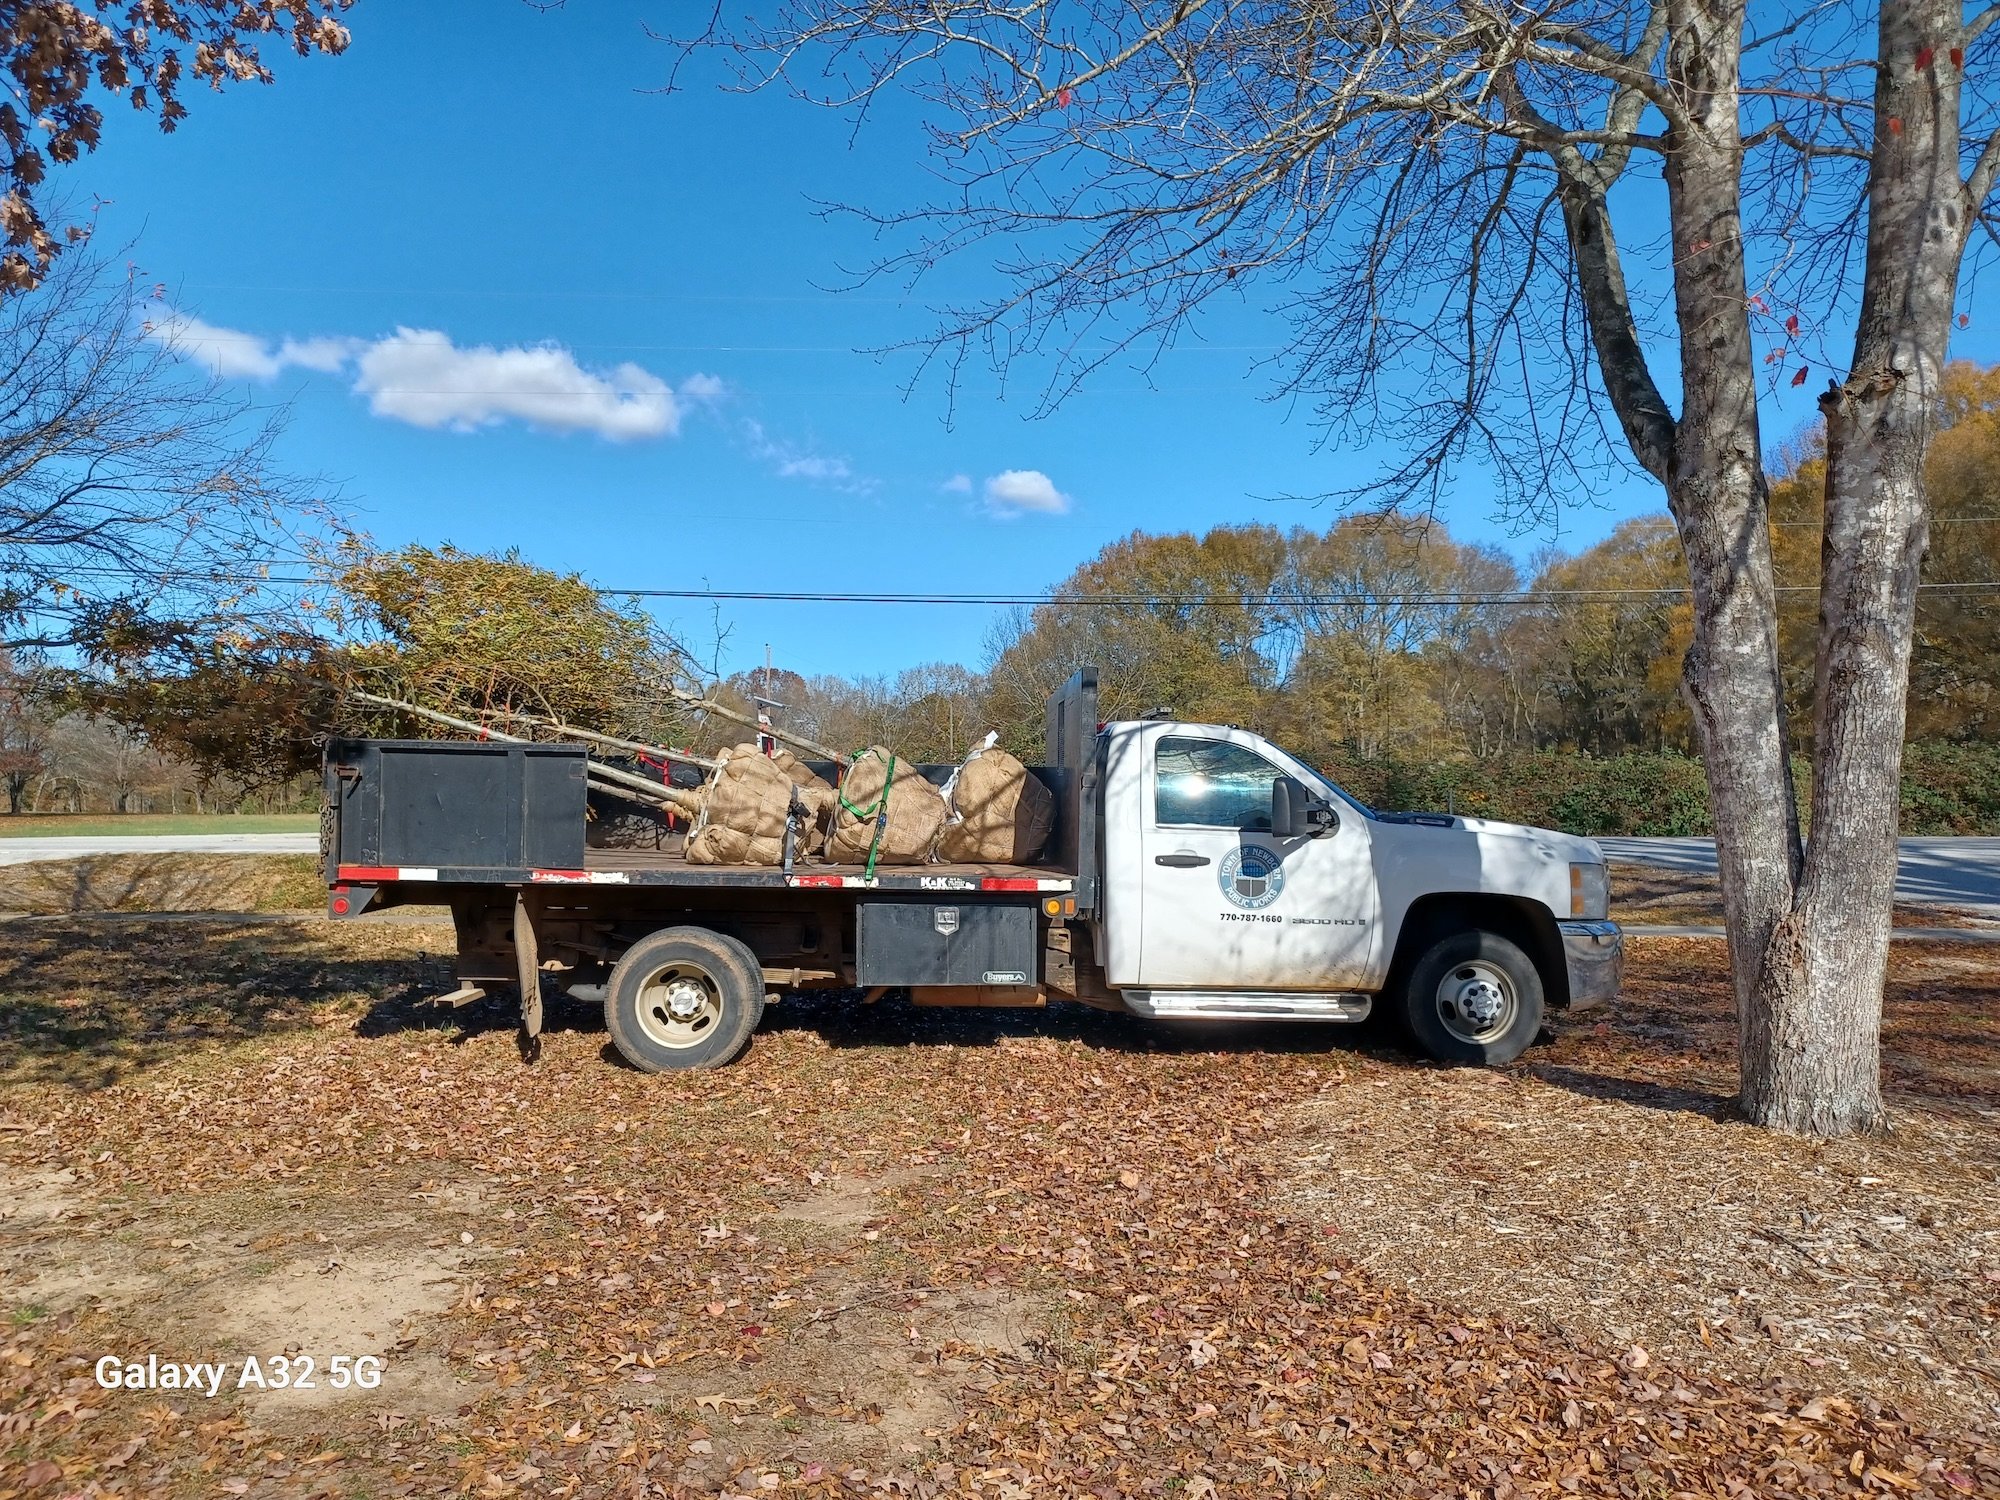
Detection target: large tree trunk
<box><xmin>1651</xmin><ymin>2</ymin><xmax>1810</xmax><ymax>1117</ymax></box>
<box><xmin>1559</xmin><ymin>0</ymin><xmax>1969</xmax><ymax>1136</ymax></box>
<box><xmin>1735</xmin><ymin>0</ymin><xmax>1968</xmax><ymax>1135</ymax></box>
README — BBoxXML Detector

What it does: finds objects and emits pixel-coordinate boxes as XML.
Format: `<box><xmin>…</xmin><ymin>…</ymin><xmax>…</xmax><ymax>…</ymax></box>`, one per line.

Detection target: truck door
<box><xmin>1137</xmin><ymin>726</ymin><xmax>1378</xmax><ymax>990</ymax></box>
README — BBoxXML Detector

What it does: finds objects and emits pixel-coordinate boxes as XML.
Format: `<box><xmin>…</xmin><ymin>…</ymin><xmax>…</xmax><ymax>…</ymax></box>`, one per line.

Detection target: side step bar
<box><xmin>1120</xmin><ymin>989</ymin><xmax>1373</xmax><ymax>1023</ymax></box>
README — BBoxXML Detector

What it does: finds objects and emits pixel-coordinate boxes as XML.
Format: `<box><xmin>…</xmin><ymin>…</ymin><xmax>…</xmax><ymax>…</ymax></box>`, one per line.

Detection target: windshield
<box><xmin>1292</xmin><ymin>759</ymin><xmax>1376</xmax><ymax>819</ymax></box>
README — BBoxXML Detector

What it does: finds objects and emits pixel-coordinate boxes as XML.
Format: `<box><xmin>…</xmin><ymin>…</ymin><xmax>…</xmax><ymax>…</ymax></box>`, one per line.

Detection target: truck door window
<box><xmin>1154</xmin><ymin>737</ymin><xmax>1285</xmax><ymax>831</ymax></box>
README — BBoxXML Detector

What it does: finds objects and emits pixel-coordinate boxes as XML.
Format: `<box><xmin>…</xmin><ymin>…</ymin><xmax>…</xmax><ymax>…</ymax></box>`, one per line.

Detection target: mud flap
<box><xmin>514</xmin><ymin>892</ymin><xmax>542</xmax><ymax>1060</ymax></box>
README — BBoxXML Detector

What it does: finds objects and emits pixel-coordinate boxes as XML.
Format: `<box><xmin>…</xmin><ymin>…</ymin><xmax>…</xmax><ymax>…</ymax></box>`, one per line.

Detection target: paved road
<box><xmin>0</xmin><ymin>832</ymin><xmax>318</xmax><ymax>866</ymax></box>
<box><xmin>1596</xmin><ymin>835</ymin><xmax>2000</xmax><ymax>912</ymax></box>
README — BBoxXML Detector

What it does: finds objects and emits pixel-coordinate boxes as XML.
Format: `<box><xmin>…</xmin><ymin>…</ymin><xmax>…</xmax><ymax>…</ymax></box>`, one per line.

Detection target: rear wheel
<box><xmin>1402</xmin><ymin>929</ymin><xmax>1543</xmax><ymax>1066</ymax></box>
<box><xmin>605</xmin><ymin>927</ymin><xmax>765</xmax><ymax>1072</ymax></box>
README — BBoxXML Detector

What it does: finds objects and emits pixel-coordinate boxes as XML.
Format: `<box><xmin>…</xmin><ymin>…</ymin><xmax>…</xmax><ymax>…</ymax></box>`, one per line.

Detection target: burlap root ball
<box><xmin>683</xmin><ymin>744</ymin><xmax>835</xmax><ymax>865</ymax></box>
<box><xmin>938</xmin><ymin>744</ymin><xmax>1055</xmax><ymax>864</ymax></box>
<box><xmin>825</xmin><ymin>746</ymin><xmax>947</xmax><ymax>865</ymax></box>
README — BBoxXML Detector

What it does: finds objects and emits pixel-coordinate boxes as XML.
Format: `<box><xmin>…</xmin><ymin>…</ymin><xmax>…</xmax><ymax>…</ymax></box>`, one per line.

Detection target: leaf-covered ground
<box><xmin>2</xmin><ymin>919</ymin><xmax>1997</xmax><ymax>1498</ymax></box>
<box><xmin>0</xmin><ymin>855</ymin><xmax>329</xmax><ymax>918</ymax></box>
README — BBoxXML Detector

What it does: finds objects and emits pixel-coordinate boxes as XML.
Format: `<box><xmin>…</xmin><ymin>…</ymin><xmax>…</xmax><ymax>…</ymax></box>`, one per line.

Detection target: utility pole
<box><xmin>755</xmin><ymin>643</ymin><xmax>777</xmax><ymax>757</ymax></box>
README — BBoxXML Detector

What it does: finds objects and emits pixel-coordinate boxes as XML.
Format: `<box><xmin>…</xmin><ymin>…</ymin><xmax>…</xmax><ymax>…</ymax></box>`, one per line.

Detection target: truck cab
<box><xmin>1089</xmin><ymin>715</ymin><xmax>1621</xmax><ymax>1063</ymax></box>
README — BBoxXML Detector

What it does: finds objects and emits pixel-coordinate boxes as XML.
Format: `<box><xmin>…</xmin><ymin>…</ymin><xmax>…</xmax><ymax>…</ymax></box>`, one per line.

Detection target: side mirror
<box><xmin>1272</xmin><ymin>777</ymin><xmax>1339</xmax><ymax>838</ymax></box>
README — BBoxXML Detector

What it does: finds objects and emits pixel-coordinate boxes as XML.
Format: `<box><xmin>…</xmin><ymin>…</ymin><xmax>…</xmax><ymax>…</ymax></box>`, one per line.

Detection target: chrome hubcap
<box><xmin>1436</xmin><ymin>961</ymin><xmax>1517</xmax><ymax>1044</ymax></box>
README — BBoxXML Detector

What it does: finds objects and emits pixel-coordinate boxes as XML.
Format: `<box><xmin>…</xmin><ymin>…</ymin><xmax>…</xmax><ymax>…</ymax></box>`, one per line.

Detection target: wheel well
<box><xmin>1386</xmin><ymin>893</ymin><xmax>1568</xmax><ymax>1008</ymax></box>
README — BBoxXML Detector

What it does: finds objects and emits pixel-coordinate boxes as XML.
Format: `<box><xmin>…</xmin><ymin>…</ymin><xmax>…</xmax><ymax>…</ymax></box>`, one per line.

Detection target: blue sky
<box><xmin>72</xmin><ymin>1</ymin><xmax>1996</xmax><ymax>680</ymax></box>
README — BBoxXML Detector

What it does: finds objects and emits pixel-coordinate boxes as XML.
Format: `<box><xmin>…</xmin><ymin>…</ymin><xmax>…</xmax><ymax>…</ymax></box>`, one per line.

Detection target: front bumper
<box><xmin>1557</xmin><ymin>919</ymin><xmax>1623</xmax><ymax>1010</ymax></box>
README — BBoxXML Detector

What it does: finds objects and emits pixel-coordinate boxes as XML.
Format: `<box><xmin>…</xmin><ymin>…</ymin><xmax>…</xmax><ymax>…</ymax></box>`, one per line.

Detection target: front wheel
<box><xmin>605</xmin><ymin>927</ymin><xmax>765</xmax><ymax>1072</ymax></box>
<box><xmin>1402</xmin><ymin>929</ymin><xmax>1544</xmax><ymax>1066</ymax></box>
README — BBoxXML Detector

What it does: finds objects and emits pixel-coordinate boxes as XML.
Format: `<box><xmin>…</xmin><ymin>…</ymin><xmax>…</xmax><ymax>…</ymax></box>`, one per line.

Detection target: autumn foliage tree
<box><xmin>335</xmin><ymin>543</ymin><xmax>689</xmax><ymax>745</ymax></box>
<box><xmin>1764</xmin><ymin>362</ymin><xmax>2000</xmax><ymax>743</ymax></box>
<box><xmin>0</xmin><ymin>0</ymin><xmax>350</xmax><ymax>290</ymax></box>
<box><xmin>61</xmin><ymin>545</ymin><xmax>693</xmax><ymax>790</ymax></box>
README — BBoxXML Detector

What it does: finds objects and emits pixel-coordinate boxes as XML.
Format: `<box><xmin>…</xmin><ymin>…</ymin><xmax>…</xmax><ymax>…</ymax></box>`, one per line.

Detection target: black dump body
<box><xmin>323</xmin><ymin>669</ymin><xmax>1100</xmax><ymax>902</ymax></box>
<box><xmin>323</xmin><ymin>738</ymin><xmax>591</xmax><ymax>875</ymax></box>
<box><xmin>321</xmin><ymin>671</ymin><xmax>1103</xmax><ymax>1013</ymax></box>
<box><xmin>323</xmin><ymin>745</ymin><xmax>1079</xmax><ymax>893</ymax></box>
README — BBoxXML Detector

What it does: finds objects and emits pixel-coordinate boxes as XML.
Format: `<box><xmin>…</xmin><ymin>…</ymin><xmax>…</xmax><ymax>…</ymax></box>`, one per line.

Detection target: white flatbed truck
<box><xmin>323</xmin><ymin>668</ymin><xmax>1621</xmax><ymax>1070</ymax></box>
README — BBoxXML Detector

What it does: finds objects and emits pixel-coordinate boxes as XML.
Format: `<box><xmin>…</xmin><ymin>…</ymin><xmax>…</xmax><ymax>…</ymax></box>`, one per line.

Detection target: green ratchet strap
<box><xmin>836</xmin><ymin>749</ymin><xmax>897</xmax><ymax>880</ymax></box>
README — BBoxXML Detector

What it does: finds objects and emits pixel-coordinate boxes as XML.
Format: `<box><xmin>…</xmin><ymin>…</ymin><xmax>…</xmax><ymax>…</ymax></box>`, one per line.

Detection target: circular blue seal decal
<box><xmin>1217</xmin><ymin>845</ymin><xmax>1284</xmax><ymax>909</ymax></box>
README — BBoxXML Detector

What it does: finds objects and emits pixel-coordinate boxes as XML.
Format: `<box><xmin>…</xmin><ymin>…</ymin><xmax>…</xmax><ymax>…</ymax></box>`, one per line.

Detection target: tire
<box><xmin>604</xmin><ymin>927</ymin><xmax>766</xmax><ymax>1072</ymax></box>
<box><xmin>1401</xmin><ymin>928</ymin><xmax>1544</xmax><ymax>1066</ymax></box>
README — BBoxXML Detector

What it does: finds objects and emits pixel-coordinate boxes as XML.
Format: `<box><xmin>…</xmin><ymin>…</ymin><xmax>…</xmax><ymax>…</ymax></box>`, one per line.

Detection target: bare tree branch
<box><xmin>1968</xmin><ymin>128</ymin><xmax>2000</xmax><ymax>213</ymax></box>
<box><xmin>0</xmin><ymin>251</ymin><xmax>346</xmax><ymax>655</ymax></box>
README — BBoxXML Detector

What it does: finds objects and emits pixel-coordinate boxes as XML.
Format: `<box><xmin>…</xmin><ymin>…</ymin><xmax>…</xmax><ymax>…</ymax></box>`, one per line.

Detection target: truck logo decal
<box><xmin>1218</xmin><ymin>846</ymin><xmax>1284</xmax><ymax>910</ymax></box>
<box><xmin>934</xmin><ymin>908</ymin><xmax>960</xmax><ymax>936</ymax></box>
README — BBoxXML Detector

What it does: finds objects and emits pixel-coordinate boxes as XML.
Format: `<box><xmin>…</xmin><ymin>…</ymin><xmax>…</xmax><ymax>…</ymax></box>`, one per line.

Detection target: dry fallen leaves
<box><xmin>0</xmin><ymin>918</ymin><xmax>1996</xmax><ymax>1497</ymax></box>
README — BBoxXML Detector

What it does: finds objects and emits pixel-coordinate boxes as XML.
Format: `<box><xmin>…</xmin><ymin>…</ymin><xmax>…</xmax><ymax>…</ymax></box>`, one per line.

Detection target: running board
<box><xmin>1121</xmin><ymin>989</ymin><xmax>1373</xmax><ymax>1023</ymax></box>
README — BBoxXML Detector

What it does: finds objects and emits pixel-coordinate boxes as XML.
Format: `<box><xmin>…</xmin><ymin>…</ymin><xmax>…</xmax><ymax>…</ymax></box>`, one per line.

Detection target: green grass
<box><xmin>0</xmin><ymin>813</ymin><xmax>316</xmax><ymax>838</ymax></box>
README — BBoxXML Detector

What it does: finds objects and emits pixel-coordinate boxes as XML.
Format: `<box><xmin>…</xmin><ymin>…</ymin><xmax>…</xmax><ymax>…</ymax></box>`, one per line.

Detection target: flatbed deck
<box><xmin>333</xmin><ymin>847</ymin><xmax>1075</xmax><ymax>893</ymax></box>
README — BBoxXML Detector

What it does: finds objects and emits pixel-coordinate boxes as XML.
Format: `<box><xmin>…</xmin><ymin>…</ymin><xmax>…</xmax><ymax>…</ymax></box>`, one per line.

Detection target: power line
<box><xmin>33</xmin><ymin>564</ymin><xmax>2000</xmax><ymax>606</ymax></box>
<box><xmin>1628</xmin><ymin>515</ymin><xmax>2000</xmax><ymax>527</ymax></box>
<box><xmin>421</xmin><ymin>584</ymin><xmax>2000</xmax><ymax>604</ymax></box>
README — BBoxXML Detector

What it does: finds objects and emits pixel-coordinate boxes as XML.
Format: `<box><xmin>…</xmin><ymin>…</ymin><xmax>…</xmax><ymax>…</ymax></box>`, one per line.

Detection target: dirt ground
<box><xmin>1278</xmin><ymin>942</ymin><xmax>2000</xmax><ymax>1430</ymax></box>
<box><xmin>3</xmin><ymin>917</ymin><xmax>1998</xmax><ymax>1497</ymax></box>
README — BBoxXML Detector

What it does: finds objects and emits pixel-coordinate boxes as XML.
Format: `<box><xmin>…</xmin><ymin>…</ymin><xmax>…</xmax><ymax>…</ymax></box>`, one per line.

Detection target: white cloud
<box><xmin>145</xmin><ymin>308</ymin><xmax>703</xmax><ymax>442</ymax></box>
<box><xmin>145</xmin><ymin>308</ymin><xmax>288</xmax><ymax>379</ymax></box>
<box><xmin>983</xmin><ymin>469</ymin><xmax>1070</xmax><ymax>516</ymax></box>
<box><xmin>679</xmin><ymin>372</ymin><xmax>727</xmax><ymax>405</ymax></box>
<box><xmin>744</xmin><ymin>419</ymin><xmax>873</xmax><ymax>493</ymax></box>
<box><xmin>940</xmin><ymin>473</ymin><xmax>972</xmax><ymax>494</ymax></box>
<box><xmin>776</xmin><ymin>454</ymin><xmax>856</xmax><ymax>483</ymax></box>
<box><xmin>277</xmin><ymin>335</ymin><xmax>362</xmax><ymax>374</ymax></box>
<box><xmin>352</xmin><ymin>328</ymin><xmax>678</xmax><ymax>440</ymax></box>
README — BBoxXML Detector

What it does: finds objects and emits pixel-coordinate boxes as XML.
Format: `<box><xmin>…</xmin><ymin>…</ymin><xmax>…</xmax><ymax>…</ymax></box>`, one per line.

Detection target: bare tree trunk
<box><xmin>1738</xmin><ymin>1</ymin><xmax>1966</xmax><ymax>1134</ymax></box>
<box><xmin>1554</xmin><ymin>8</ymin><xmax>1802</xmax><ymax>996</ymax></box>
<box><xmin>1636</xmin><ymin>4</ymin><xmax>1808</xmax><ymax>1113</ymax></box>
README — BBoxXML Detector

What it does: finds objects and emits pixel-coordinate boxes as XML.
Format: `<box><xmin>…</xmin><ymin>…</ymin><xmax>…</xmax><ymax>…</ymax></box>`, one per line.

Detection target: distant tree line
<box><xmin>724</xmin><ymin>363</ymin><xmax>2000</xmax><ymax>834</ymax></box>
<box><xmin>0</xmin><ymin>661</ymin><xmax>314</xmax><ymax>814</ymax></box>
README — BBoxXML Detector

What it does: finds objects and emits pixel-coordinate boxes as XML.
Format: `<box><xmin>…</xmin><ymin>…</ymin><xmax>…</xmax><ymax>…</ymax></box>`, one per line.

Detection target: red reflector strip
<box><xmin>336</xmin><ymin>865</ymin><xmax>399</xmax><ymax>883</ymax></box>
<box><xmin>789</xmin><ymin>874</ymin><xmax>846</xmax><ymax>888</ymax></box>
<box><xmin>530</xmin><ymin>869</ymin><xmax>591</xmax><ymax>883</ymax></box>
<box><xmin>980</xmin><ymin>877</ymin><xmax>1042</xmax><ymax>891</ymax></box>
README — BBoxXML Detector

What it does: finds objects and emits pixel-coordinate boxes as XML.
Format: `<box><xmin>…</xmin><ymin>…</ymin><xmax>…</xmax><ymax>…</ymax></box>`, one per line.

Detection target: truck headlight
<box><xmin>1570</xmin><ymin>861</ymin><xmax>1609</xmax><ymax>919</ymax></box>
